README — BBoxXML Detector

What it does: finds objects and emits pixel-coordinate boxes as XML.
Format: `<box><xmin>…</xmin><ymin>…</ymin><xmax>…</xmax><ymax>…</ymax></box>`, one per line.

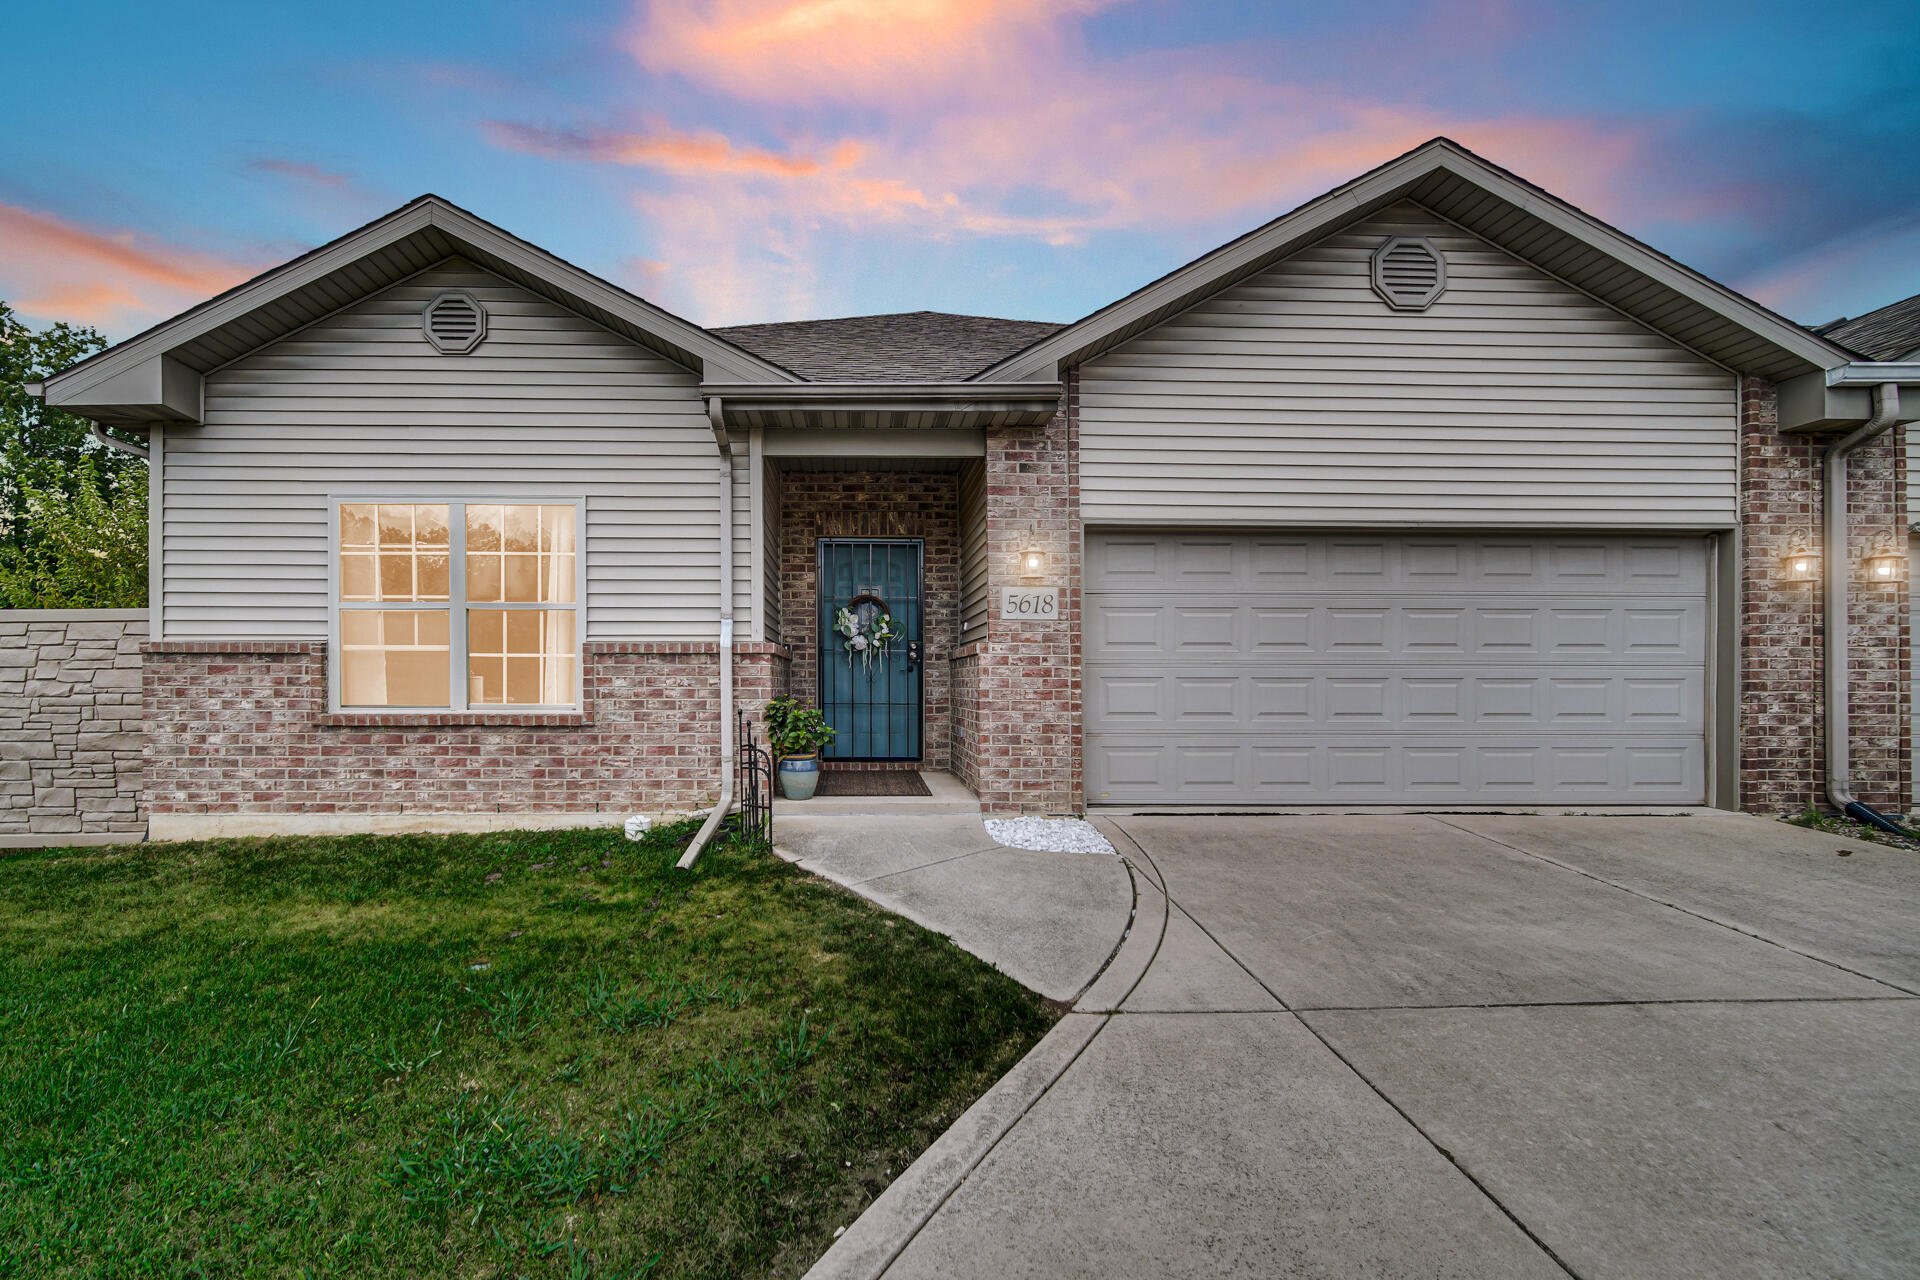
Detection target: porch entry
<box><xmin>817</xmin><ymin>538</ymin><xmax>923</xmax><ymax>761</ymax></box>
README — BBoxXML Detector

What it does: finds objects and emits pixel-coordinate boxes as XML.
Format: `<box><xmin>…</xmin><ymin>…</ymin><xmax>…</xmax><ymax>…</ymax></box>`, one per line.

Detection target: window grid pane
<box><xmin>466</xmin><ymin>504</ymin><xmax>575</xmax><ymax>603</ymax></box>
<box><xmin>340</xmin><ymin>609</ymin><xmax>451</xmax><ymax>706</ymax></box>
<box><xmin>467</xmin><ymin>608</ymin><xmax>576</xmax><ymax>706</ymax></box>
<box><xmin>340</xmin><ymin>503</ymin><xmax>450</xmax><ymax>603</ymax></box>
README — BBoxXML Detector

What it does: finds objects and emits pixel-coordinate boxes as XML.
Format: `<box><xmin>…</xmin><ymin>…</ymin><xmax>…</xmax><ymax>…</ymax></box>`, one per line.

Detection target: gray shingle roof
<box><xmin>1816</xmin><ymin>292</ymin><xmax>1920</xmax><ymax>361</ymax></box>
<box><xmin>711</xmin><ymin>311</ymin><xmax>1063</xmax><ymax>382</ymax></box>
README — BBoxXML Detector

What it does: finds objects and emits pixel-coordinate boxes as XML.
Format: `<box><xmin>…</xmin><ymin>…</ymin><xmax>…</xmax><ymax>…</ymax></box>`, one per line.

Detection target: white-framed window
<box><xmin>329</xmin><ymin>498</ymin><xmax>584</xmax><ymax>712</ymax></box>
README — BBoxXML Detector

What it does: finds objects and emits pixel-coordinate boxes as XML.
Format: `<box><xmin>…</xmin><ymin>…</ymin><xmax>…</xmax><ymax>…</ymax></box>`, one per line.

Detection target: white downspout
<box><xmin>91</xmin><ymin>422</ymin><xmax>151</xmax><ymax>461</ymax></box>
<box><xmin>677</xmin><ymin>397</ymin><xmax>736</xmax><ymax>870</ymax></box>
<box><xmin>1823</xmin><ymin>382</ymin><xmax>1901</xmax><ymax>819</ymax></box>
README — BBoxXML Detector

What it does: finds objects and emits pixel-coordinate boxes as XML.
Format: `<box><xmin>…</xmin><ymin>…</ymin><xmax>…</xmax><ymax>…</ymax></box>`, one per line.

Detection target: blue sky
<box><xmin>4</xmin><ymin>0</ymin><xmax>1916</xmax><ymax>341</ymax></box>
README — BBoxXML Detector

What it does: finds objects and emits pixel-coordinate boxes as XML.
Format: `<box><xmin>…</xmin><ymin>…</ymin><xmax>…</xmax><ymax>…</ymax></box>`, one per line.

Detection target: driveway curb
<box><xmin>802</xmin><ymin>1012</ymin><xmax>1110</xmax><ymax>1280</ymax></box>
<box><xmin>1076</xmin><ymin>819</ymin><xmax>1170</xmax><ymax>1012</ymax></box>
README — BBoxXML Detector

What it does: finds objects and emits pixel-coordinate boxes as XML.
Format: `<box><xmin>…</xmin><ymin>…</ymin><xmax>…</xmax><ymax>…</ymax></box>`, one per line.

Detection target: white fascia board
<box><xmin>41</xmin><ymin>196</ymin><xmax>800</xmax><ymax>399</ymax></box>
<box><xmin>760</xmin><ymin>427</ymin><xmax>987</xmax><ymax>457</ymax></box>
<box><xmin>1827</xmin><ymin>362</ymin><xmax>1920</xmax><ymax>386</ymax></box>
<box><xmin>976</xmin><ymin>140</ymin><xmax>1849</xmax><ymax>383</ymax></box>
<box><xmin>703</xmin><ymin>381</ymin><xmax>1061</xmax><ymax>401</ymax></box>
<box><xmin>44</xmin><ymin>202</ymin><xmax>437</xmax><ymax>400</ymax></box>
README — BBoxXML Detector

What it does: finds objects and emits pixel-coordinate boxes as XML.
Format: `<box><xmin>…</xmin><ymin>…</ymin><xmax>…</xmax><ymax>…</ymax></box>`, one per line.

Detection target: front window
<box><xmin>335</xmin><ymin>500</ymin><xmax>580</xmax><ymax>710</ymax></box>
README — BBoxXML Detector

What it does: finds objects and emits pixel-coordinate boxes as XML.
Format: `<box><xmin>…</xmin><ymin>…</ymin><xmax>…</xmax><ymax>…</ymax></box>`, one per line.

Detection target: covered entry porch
<box><xmin>716</xmin><ymin>379</ymin><xmax>1068</xmax><ymax>812</ymax></box>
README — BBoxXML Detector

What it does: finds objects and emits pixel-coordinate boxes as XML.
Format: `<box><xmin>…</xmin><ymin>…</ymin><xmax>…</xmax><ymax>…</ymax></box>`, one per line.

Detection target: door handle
<box><xmin>904</xmin><ymin>641</ymin><xmax>921</xmax><ymax>672</ymax></box>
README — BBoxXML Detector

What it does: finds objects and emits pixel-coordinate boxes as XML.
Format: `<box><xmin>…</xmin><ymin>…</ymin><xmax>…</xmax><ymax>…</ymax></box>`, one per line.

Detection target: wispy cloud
<box><xmin>483</xmin><ymin>119</ymin><xmax>859</xmax><ymax>176</ymax></box>
<box><xmin>243</xmin><ymin>155</ymin><xmax>390</xmax><ymax>227</ymax></box>
<box><xmin>0</xmin><ymin>202</ymin><xmax>263</xmax><ymax>332</ymax></box>
<box><xmin>246</xmin><ymin>157</ymin><xmax>361</xmax><ymax>193</ymax></box>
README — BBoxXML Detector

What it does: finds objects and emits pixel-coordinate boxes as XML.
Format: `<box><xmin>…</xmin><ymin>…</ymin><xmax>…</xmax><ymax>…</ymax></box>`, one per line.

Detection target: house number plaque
<box><xmin>1001</xmin><ymin>587</ymin><xmax>1059</xmax><ymax>620</ymax></box>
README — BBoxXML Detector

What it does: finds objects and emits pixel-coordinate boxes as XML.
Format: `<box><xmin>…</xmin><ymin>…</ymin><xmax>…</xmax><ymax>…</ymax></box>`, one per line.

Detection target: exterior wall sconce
<box><xmin>1864</xmin><ymin>534</ymin><xmax>1903</xmax><ymax>585</ymax></box>
<box><xmin>1779</xmin><ymin>532</ymin><xmax>1819</xmax><ymax>584</ymax></box>
<box><xmin>1020</xmin><ymin>539</ymin><xmax>1048</xmax><ymax>579</ymax></box>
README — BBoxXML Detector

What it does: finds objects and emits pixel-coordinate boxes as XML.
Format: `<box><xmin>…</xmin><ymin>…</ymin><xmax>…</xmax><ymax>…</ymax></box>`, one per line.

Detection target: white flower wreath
<box><xmin>834</xmin><ymin>598</ymin><xmax>900</xmax><ymax>674</ymax></box>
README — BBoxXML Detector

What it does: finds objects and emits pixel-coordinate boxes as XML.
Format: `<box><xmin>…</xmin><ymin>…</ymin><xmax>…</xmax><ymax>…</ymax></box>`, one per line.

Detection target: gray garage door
<box><xmin>1085</xmin><ymin>532</ymin><xmax>1709</xmax><ymax>805</ymax></box>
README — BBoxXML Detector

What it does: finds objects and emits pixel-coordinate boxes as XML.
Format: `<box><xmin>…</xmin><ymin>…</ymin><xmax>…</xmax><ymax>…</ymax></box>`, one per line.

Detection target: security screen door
<box><xmin>817</xmin><ymin>539</ymin><xmax>924</xmax><ymax>761</ymax></box>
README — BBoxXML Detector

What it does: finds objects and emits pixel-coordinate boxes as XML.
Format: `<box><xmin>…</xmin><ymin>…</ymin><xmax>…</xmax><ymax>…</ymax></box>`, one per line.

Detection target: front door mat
<box><xmin>815</xmin><ymin>771</ymin><xmax>933</xmax><ymax>798</ymax></box>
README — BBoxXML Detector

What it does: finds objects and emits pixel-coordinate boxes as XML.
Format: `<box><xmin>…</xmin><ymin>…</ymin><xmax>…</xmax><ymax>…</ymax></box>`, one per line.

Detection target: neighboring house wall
<box><xmin>1077</xmin><ymin>202</ymin><xmax>1739</xmax><ymax>528</ymax></box>
<box><xmin>162</xmin><ymin>257</ymin><xmax>749</xmax><ymax>641</ymax></box>
<box><xmin>775</xmin><ymin>469</ymin><xmax>959</xmax><ymax>771</ymax></box>
<box><xmin>1738</xmin><ymin>379</ymin><xmax>1908</xmax><ymax>813</ymax></box>
<box><xmin>143</xmin><ymin>641</ymin><xmax>789</xmax><ymax>832</ymax></box>
<box><xmin>0</xmin><ymin>611</ymin><xmax>146</xmax><ymax>843</ymax></box>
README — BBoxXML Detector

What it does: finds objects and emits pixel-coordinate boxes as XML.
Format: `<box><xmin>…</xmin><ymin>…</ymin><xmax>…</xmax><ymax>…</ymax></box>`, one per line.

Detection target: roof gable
<box><xmin>975</xmin><ymin>138</ymin><xmax>1850</xmax><ymax>384</ymax></box>
<box><xmin>40</xmin><ymin>195</ymin><xmax>798</xmax><ymax>425</ymax></box>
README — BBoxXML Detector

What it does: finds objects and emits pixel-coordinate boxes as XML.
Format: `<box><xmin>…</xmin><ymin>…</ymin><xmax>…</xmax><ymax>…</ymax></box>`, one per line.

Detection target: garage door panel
<box><xmin>1088</xmin><ymin>738</ymin><xmax>1706</xmax><ymax>804</ymax></box>
<box><xmin>1086</xmin><ymin>531</ymin><xmax>1709</xmax><ymax>805</ymax></box>
<box><xmin>1089</xmin><ymin>667</ymin><xmax>1705</xmax><ymax>734</ymax></box>
<box><xmin>1086</xmin><ymin>595</ymin><xmax>1706</xmax><ymax>663</ymax></box>
<box><xmin>1086</xmin><ymin>532</ymin><xmax>1709</xmax><ymax>593</ymax></box>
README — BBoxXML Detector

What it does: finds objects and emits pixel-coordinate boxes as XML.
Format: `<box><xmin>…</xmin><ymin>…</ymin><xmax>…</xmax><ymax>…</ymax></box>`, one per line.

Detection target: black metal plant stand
<box><xmin>733</xmin><ymin>705</ymin><xmax>773</xmax><ymax>845</ymax></box>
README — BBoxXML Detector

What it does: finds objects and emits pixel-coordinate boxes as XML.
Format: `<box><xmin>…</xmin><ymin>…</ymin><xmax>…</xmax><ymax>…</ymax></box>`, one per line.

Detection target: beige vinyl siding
<box><xmin>1078</xmin><ymin>203</ymin><xmax>1737</xmax><ymax>527</ymax></box>
<box><xmin>760</xmin><ymin>453</ymin><xmax>783</xmax><ymax>641</ymax></box>
<box><xmin>730</xmin><ymin>438</ymin><xmax>752</xmax><ymax>630</ymax></box>
<box><xmin>166</xmin><ymin>258</ymin><xmax>740</xmax><ymax>639</ymax></box>
<box><xmin>958</xmin><ymin>457</ymin><xmax>988</xmax><ymax>643</ymax></box>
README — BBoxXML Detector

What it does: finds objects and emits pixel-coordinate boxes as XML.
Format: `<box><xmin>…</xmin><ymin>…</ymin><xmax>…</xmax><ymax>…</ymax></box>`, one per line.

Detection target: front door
<box><xmin>817</xmin><ymin>539</ymin><xmax>923</xmax><ymax>760</ymax></box>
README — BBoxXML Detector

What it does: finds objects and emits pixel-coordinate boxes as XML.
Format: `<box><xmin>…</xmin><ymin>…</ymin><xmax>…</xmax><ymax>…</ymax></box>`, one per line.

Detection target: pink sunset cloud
<box><xmin>629</xmin><ymin>0</ymin><xmax>1122</xmax><ymax>102</ymax></box>
<box><xmin>0</xmin><ymin>202</ymin><xmax>264</xmax><ymax>332</ymax></box>
<box><xmin>474</xmin><ymin>1</ymin><xmax>1665</xmax><ymax>323</ymax></box>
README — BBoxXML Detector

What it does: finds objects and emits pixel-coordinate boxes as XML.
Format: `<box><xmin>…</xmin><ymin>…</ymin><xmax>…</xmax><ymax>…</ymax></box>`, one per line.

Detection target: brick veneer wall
<box><xmin>1738</xmin><ymin>376</ymin><xmax>1909</xmax><ymax>813</ymax></box>
<box><xmin>144</xmin><ymin>640</ymin><xmax>789</xmax><ymax>822</ymax></box>
<box><xmin>950</xmin><ymin>645</ymin><xmax>980</xmax><ymax>794</ymax></box>
<box><xmin>776</xmin><ymin>470</ymin><xmax>958</xmax><ymax>770</ymax></box>
<box><xmin>0</xmin><ymin>610</ymin><xmax>146</xmax><ymax>841</ymax></box>
<box><xmin>972</xmin><ymin>374</ymin><xmax>1082</xmax><ymax>815</ymax></box>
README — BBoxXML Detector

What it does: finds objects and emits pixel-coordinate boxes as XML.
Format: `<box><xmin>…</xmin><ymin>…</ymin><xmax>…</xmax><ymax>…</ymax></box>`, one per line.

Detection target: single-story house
<box><xmin>27</xmin><ymin>138</ymin><xmax>1920</xmax><ymax>837</ymax></box>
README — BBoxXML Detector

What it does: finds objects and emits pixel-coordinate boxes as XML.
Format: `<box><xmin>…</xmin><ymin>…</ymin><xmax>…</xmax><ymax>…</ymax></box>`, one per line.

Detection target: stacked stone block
<box><xmin>0</xmin><ymin>610</ymin><xmax>147</xmax><ymax>840</ymax></box>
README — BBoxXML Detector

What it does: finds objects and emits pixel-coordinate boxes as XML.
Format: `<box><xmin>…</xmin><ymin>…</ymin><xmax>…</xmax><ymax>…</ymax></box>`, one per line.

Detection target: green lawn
<box><xmin>0</xmin><ymin>820</ymin><xmax>1058</xmax><ymax>1279</ymax></box>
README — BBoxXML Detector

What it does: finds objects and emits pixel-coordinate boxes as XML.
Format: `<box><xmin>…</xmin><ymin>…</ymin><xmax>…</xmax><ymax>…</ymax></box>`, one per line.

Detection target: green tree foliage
<box><xmin>0</xmin><ymin>301</ymin><xmax>148</xmax><ymax>607</ymax></box>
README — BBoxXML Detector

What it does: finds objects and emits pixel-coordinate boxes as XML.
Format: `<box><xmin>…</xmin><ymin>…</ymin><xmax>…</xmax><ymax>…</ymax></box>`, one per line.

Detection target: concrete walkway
<box><xmin>774</xmin><ymin>814</ymin><xmax>1132</xmax><ymax>1003</ymax></box>
<box><xmin>800</xmin><ymin>811</ymin><xmax>1920</xmax><ymax>1280</ymax></box>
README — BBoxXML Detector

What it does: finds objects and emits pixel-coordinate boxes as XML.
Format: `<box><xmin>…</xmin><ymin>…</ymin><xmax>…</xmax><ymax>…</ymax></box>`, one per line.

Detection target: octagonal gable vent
<box><xmin>422</xmin><ymin>290</ymin><xmax>487</xmax><ymax>353</ymax></box>
<box><xmin>1370</xmin><ymin>236</ymin><xmax>1446</xmax><ymax>311</ymax></box>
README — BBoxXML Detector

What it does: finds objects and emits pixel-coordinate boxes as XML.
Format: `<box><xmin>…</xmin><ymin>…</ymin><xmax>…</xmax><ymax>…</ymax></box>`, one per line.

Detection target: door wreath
<box><xmin>834</xmin><ymin>593</ymin><xmax>900</xmax><ymax>674</ymax></box>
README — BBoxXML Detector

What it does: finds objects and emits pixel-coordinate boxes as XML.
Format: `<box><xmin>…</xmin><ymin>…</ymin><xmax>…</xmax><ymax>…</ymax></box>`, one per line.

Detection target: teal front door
<box><xmin>817</xmin><ymin>539</ymin><xmax>923</xmax><ymax>761</ymax></box>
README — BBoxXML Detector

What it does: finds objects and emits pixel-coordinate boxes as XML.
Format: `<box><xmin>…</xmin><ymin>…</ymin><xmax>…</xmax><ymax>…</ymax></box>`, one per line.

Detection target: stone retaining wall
<box><xmin>0</xmin><ymin>610</ymin><xmax>147</xmax><ymax>842</ymax></box>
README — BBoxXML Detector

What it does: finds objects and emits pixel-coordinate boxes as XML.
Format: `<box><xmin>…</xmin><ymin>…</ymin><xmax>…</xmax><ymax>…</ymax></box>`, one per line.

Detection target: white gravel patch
<box><xmin>984</xmin><ymin>816</ymin><xmax>1116</xmax><ymax>856</ymax></box>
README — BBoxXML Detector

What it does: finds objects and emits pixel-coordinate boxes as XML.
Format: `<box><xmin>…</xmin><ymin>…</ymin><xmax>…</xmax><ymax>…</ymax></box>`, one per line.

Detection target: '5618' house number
<box><xmin>1000</xmin><ymin>587</ymin><xmax>1059</xmax><ymax>620</ymax></box>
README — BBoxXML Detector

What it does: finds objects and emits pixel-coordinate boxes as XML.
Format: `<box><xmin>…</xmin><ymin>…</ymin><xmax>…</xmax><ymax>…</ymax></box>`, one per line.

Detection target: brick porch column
<box><xmin>975</xmin><ymin>374</ymin><xmax>1082</xmax><ymax>815</ymax></box>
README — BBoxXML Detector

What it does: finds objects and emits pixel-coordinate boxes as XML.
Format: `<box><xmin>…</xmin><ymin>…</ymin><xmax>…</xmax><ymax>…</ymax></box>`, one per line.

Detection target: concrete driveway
<box><xmin>802</xmin><ymin>812</ymin><xmax>1920</xmax><ymax>1280</ymax></box>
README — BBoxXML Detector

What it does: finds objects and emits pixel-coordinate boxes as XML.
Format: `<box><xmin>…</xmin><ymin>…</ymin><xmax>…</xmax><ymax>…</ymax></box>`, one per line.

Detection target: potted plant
<box><xmin>763</xmin><ymin>697</ymin><xmax>837</xmax><ymax>801</ymax></box>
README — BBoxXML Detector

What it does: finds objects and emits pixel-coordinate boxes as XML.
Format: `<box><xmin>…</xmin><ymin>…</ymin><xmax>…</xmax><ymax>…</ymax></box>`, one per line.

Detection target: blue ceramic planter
<box><xmin>778</xmin><ymin>753</ymin><xmax>821</xmax><ymax>801</ymax></box>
